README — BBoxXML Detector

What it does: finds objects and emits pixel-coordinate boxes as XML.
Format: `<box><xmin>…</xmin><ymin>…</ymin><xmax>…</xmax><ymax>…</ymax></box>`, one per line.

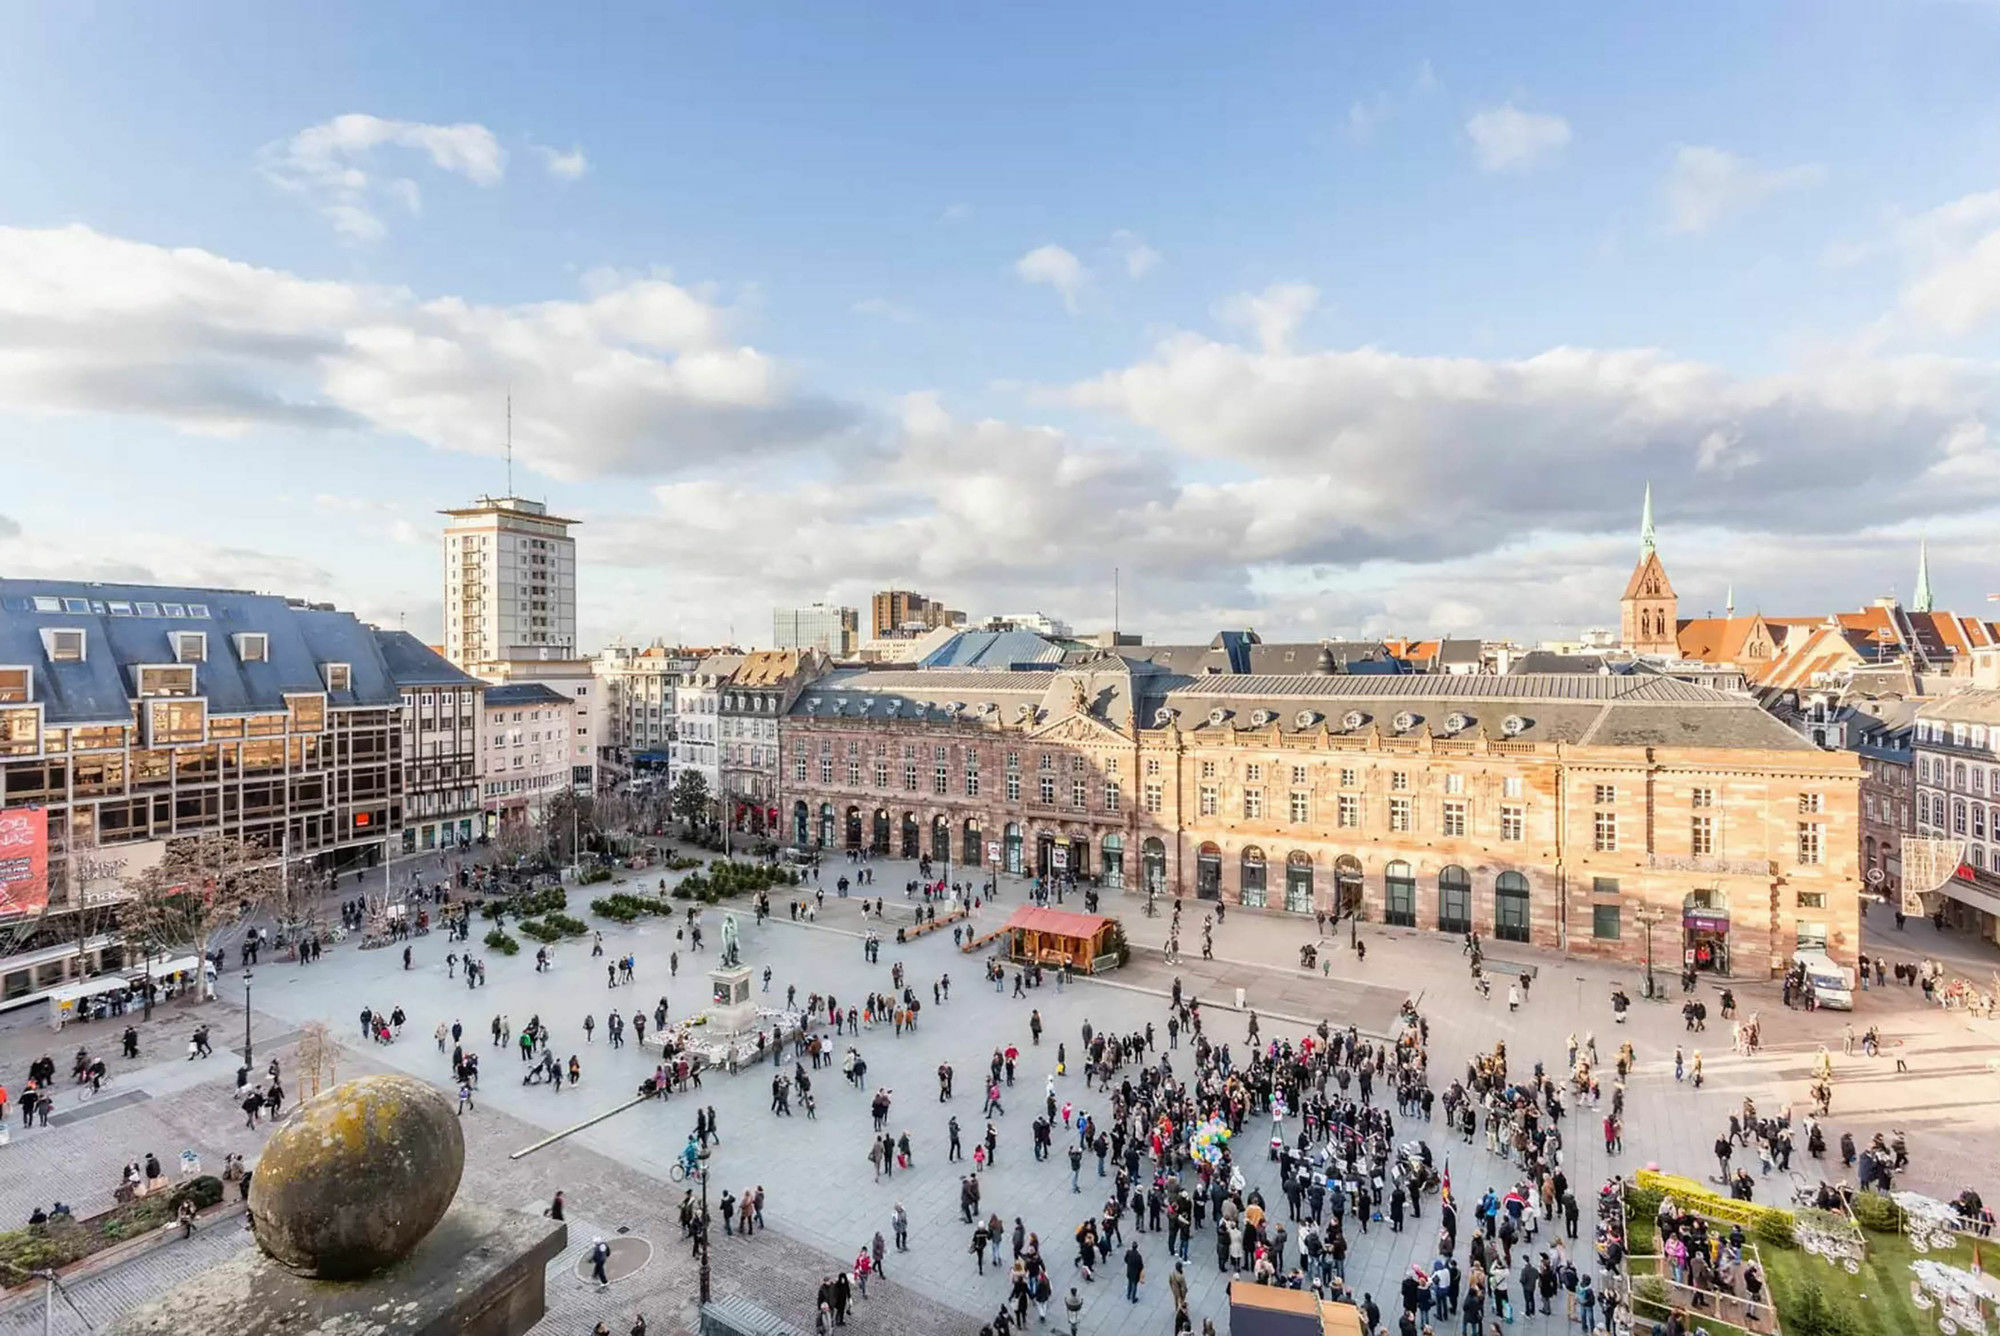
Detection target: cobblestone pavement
<box><xmin>3</xmin><ymin>852</ymin><xmax>1998</xmax><ymax>1336</ymax></box>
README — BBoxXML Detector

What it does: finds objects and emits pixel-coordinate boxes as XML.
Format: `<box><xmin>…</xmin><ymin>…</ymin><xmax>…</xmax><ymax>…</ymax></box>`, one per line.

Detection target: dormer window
<box><xmin>1502</xmin><ymin>714</ymin><xmax>1528</xmax><ymax>737</ymax></box>
<box><xmin>0</xmin><ymin>667</ymin><xmax>30</xmax><ymax>703</ymax></box>
<box><xmin>1294</xmin><ymin>710</ymin><xmax>1318</xmax><ymax>729</ymax></box>
<box><xmin>1342</xmin><ymin>710</ymin><xmax>1366</xmax><ymax>731</ymax></box>
<box><xmin>324</xmin><ymin>663</ymin><xmax>352</xmax><ymax>692</ymax></box>
<box><xmin>138</xmin><ymin>664</ymin><xmax>197</xmax><ymax>698</ymax></box>
<box><xmin>235</xmin><ymin>633</ymin><xmax>269</xmax><ymax>664</ymax></box>
<box><xmin>173</xmin><ymin>631</ymin><xmax>206</xmax><ymax>664</ymax></box>
<box><xmin>45</xmin><ymin>629</ymin><xmax>86</xmax><ymax>663</ymax></box>
<box><xmin>1445</xmin><ymin>712</ymin><xmax>1471</xmax><ymax>734</ymax></box>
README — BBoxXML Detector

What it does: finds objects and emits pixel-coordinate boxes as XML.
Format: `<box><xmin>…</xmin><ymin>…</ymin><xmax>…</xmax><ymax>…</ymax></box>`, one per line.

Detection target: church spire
<box><xmin>1725</xmin><ymin>584</ymin><xmax>1735</xmax><ymax>618</ymax></box>
<box><xmin>1913</xmin><ymin>540</ymin><xmax>1934</xmax><ymax>613</ymax></box>
<box><xmin>1639</xmin><ymin>482</ymin><xmax>1656</xmax><ymax>558</ymax></box>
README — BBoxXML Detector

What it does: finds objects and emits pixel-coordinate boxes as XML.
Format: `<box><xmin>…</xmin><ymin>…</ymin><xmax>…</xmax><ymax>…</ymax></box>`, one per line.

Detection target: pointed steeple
<box><xmin>1639</xmin><ymin>482</ymin><xmax>1656</xmax><ymax>558</ymax></box>
<box><xmin>1913</xmin><ymin>540</ymin><xmax>1934</xmax><ymax>614</ymax></box>
<box><xmin>1725</xmin><ymin>584</ymin><xmax>1736</xmax><ymax>618</ymax></box>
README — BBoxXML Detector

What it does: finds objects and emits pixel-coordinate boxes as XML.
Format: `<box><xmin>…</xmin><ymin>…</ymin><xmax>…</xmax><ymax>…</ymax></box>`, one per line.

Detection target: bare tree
<box><xmin>117</xmin><ymin>832</ymin><xmax>283</xmax><ymax>1016</ymax></box>
<box><xmin>293</xmin><ymin>1020</ymin><xmax>337</xmax><ymax>1099</ymax></box>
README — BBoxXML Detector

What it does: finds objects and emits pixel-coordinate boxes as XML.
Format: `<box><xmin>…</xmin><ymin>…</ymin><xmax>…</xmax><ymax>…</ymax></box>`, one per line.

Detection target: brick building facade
<box><xmin>781</xmin><ymin>658</ymin><xmax>1862</xmax><ymax>977</ymax></box>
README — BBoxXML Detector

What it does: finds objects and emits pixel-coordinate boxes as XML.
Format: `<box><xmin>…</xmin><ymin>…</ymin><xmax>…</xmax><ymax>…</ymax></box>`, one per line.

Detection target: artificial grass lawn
<box><xmin>1626</xmin><ymin>1209</ymin><xmax>1943</xmax><ymax>1336</ymax></box>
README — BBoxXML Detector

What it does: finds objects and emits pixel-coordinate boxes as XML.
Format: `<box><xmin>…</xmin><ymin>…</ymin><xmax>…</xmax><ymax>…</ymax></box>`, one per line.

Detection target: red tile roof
<box><xmin>1000</xmin><ymin>906</ymin><xmax>1112</xmax><ymax>938</ymax></box>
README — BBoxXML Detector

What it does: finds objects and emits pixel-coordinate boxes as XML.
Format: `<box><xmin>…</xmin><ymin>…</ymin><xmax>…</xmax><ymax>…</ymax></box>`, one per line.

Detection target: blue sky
<box><xmin>5</xmin><ymin>3</ymin><xmax>2000</xmax><ymax>646</ymax></box>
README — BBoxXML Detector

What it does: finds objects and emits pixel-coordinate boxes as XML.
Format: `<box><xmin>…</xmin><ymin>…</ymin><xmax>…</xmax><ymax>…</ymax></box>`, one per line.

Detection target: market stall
<box><xmin>46</xmin><ymin>975</ymin><xmax>136</xmax><ymax>1030</ymax></box>
<box><xmin>995</xmin><ymin>906</ymin><xmax>1120</xmax><ymax>973</ymax></box>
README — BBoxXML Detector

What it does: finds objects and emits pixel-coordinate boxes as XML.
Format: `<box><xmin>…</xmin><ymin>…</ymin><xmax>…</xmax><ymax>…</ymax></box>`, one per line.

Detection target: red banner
<box><xmin>0</xmin><ymin>807</ymin><xmax>49</xmax><ymax>919</ymax></box>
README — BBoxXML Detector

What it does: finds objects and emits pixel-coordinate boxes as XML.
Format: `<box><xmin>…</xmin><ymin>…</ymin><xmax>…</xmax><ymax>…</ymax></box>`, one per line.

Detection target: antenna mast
<box><xmin>1113</xmin><ymin>566</ymin><xmax>1120</xmax><ymax>638</ymax></box>
<box><xmin>505</xmin><ymin>392</ymin><xmax>514</xmax><ymax>497</ymax></box>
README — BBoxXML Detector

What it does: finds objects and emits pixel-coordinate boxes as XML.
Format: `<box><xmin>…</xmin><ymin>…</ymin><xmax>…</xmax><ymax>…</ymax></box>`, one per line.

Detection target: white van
<box><xmin>1794</xmin><ymin>950</ymin><xmax>1855</xmax><ymax>1010</ymax></box>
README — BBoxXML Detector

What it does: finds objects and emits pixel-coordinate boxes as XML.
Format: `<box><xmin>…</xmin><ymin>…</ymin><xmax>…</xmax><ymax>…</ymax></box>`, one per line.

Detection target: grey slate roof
<box><xmin>0</xmin><ymin>579</ymin><xmax>416</xmax><ymax>724</ymax></box>
<box><xmin>372</xmin><ymin>630</ymin><xmax>482</xmax><ymax>689</ymax></box>
<box><xmin>483</xmin><ymin>683</ymin><xmax>574</xmax><ymax>709</ymax></box>
<box><xmin>1508</xmin><ymin>652</ymin><xmax>1609</xmax><ymax>675</ymax></box>
<box><xmin>918</xmin><ymin>630</ymin><xmax>1067</xmax><ymax>668</ymax></box>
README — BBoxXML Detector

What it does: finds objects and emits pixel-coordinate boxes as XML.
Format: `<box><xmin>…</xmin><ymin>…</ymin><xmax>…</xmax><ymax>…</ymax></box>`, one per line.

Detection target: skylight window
<box><xmin>62</xmin><ymin>598</ymin><xmax>90</xmax><ymax>614</ymax></box>
<box><xmin>163</xmin><ymin>603</ymin><xmax>187</xmax><ymax>617</ymax></box>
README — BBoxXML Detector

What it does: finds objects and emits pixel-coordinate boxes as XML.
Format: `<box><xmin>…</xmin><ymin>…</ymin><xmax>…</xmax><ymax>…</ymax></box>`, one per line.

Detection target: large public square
<box><xmin>2</xmin><ymin>852</ymin><xmax>1996</xmax><ymax>1336</ymax></box>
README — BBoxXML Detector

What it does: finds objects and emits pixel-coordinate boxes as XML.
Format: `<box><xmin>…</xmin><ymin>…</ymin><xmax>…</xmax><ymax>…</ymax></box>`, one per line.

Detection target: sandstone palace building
<box><xmin>780</xmin><ymin>649</ymin><xmax>1861</xmax><ymax>978</ymax></box>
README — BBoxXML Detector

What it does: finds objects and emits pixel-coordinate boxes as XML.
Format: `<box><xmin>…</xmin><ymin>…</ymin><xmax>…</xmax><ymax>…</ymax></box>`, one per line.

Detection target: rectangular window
<box><xmin>1338</xmin><ymin>795</ymin><xmax>1360</xmax><ymax>829</ymax></box>
<box><xmin>1071</xmin><ymin>755</ymin><xmax>1086</xmax><ymax>775</ymax></box>
<box><xmin>935</xmin><ymin>764</ymin><xmax>949</xmax><ymax>795</ymax></box>
<box><xmin>1339</xmin><ymin>768</ymin><xmax>1359</xmax><ymax>790</ymax></box>
<box><xmin>0</xmin><ymin>669</ymin><xmax>28</xmax><ymax>705</ymax></box>
<box><xmin>1691</xmin><ymin>786</ymin><xmax>1714</xmax><ymax>808</ymax></box>
<box><xmin>1797</xmin><ymin>823</ymin><xmax>1823</xmax><ymax>865</ymax></box>
<box><xmin>1039</xmin><ymin>775</ymin><xmax>1056</xmax><ymax>804</ymax></box>
<box><xmin>138</xmin><ymin>665</ymin><xmax>196</xmax><ymax>697</ymax></box>
<box><xmin>1199</xmin><ymin>760</ymin><xmax>1216</xmax><ymax>780</ymax></box>
<box><xmin>904</xmin><ymin>762</ymin><xmax>919</xmax><ymax>791</ymax></box>
<box><xmin>934</xmin><ymin>745</ymin><xmax>948</xmax><ymax>763</ymax></box>
<box><xmin>1006</xmin><ymin>752</ymin><xmax>1020</xmax><ymax>773</ymax></box>
<box><xmin>1594</xmin><ymin>811</ymin><xmax>1618</xmax><ymax>852</ymax></box>
<box><xmin>1245</xmin><ymin>762</ymin><xmax>1263</xmax><ymax>783</ymax></box>
<box><xmin>1444</xmin><ymin>773</ymin><xmax>1464</xmax><ymax>795</ymax></box>
<box><xmin>1594</xmin><ymin>784</ymin><xmax>1616</xmax><ymax>805</ymax></box>
<box><xmin>1441</xmin><ymin>799</ymin><xmax>1466</xmax><ymax>837</ymax></box>
<box><xmin>1692</xmin><ymin>815</ymin><xmax>1717</xmax><ymax>855</ymax></box>
<box><xmin>1006</xmin><ymin>772</ymin><xmax>1021</xmax><ymax>803</ymax></box>
<box><xmin>174</xmin><ymin>632</ymin><xmax>206</xmax><ymax>663</ymax></box>
<box><xmin>48</xmin><ymin>629</ymin><xmax>86</xmax><ymax>662</ymax></box>
<box><xmin>1070</xmin><ymin>779</ymin><xmax>1087</xmax><ymax>809</ymax></box>
<box><xmin>325</xmin><ymin>663</ymin><xmax>351</xmax><ymax>691</ymax></box>
<box><xmin>1389</xmin><ymin>796</ymin><xmax>1411</xmax><ymax>832</ymax></box>
<box><xmin>1592</xmin><ymin>904</ymin><xmax>1622</xmax><ymax>941</ymax></box>
<box><xmin>1244</xmin><ymin>788</ymin><xmax>1264</xmax><ymax>819</ymax></box>
<box><xmin>1502</xmin><ymin>775</ymin><xmax>1523</xmax><ymax>799</ymax></box>
<box><xmin>794</xmin><ymin>754</ymin><xmax>807</xmax><ymax>782</ymax></box>
<box><xmin>237</xmin><ymin>633</ymin><xmax>268</xmax><ymax>663</ymax></box>
<box><xmin>873</xmin><ymin>760</ymin><xmax>889</xmax><ymax>787</ymax></box>
<box><xmin>1145</xmin><ymin>758</ymin><xmax>1161</xmax><ymax>777</ymax></box>
<box><xmin>1143</xmin><ymin>781</ymin><xmax>1162</xmax><ymax>814</ymax></box>
<box><xmin>1104</xmin><ymin>781</ymin><xmax>1121</xmax><ymax>814</ymax></box>
<box><xmin>1289</xmin><ymin>790</ymin><xmax>1310</xmax><ymax>823</ymax></box>
<box><xmin>1592</xmin><ymin>877</ymin><xmax>1620</xmax><ymax>896</ymax></box>
<box><xmin>1198</xmin><ymin>785</ymin><xmax>1218</xmax><ymax>817</ymax></box>
<box><xmin>1390</xmin><ymin>771</ymin><xmax>1409</xmax><ymax>792</ymax></box>
<box><xmin>820</xmin><ymin>757</ymin><xmax>834</xmax><ymax>784</ymax></box>
<box><xmin>1500</xmin><ymin>805</ymin><xmax>1524</xmax><ymax>841</ymax></box>
<box><xmin>1291</xmin><ymin>765</ymin><xmax>1307</xmax><ymax>785</ymax></box>
<box><xmin>1796</xmin><ymin>890</ymin><xmax>1828</xmax><ymax>909</ymax></box>
<box><xmin>846</xmin><ymin>760</ymin><xmax>861</xmax><ymax>785</ymax></box>
<box><xmin>1039</xmin><ymin>753</ymin><xmax>1054</xmax><ymax>772</ymax></box>
<box><xmin>1798</xmin><ymin>792</ymin><xmax>1824</xmax><ymax>814</ymax></box>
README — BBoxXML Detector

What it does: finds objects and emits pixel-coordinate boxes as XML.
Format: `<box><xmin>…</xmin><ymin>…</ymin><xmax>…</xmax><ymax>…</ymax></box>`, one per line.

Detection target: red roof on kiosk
<box><xmin>999</xmin><ymin>906</ymin><xmax>1112</xmax><ymax>937</ymax></box>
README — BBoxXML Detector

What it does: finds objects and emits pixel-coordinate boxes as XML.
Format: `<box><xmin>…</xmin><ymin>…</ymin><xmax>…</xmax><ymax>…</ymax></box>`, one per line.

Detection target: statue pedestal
<box><xmin>707</xmin><ymin>964</ymin><xmax>757</xmax><ymax>1036</ymax></box>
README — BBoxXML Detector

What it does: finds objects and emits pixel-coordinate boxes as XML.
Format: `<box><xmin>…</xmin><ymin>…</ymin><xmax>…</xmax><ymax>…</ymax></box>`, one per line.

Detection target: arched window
<box><xmin>1955</xmin><ymin>799</ymin><xmax>1969</xmax><ymax>835</ymax></box>
<box><xmin>1495</xmin><ymin>871</ymin><xmax>1530</xmax><ymax>943</ymax></box>
<box><xmin>931</xmin><ymin>813</ymin><xmax>951</xmax><ymax>861</ymax></box>
<box><xmin>1240</xmin><ymin>846</ymin><xmax>1267</xmax><ymax>908</ymax></box>
<box><xmin>1197</xmin><ymin>842</ymin><xmax>1223</xmax><ymax>899</ymax></box>
<box><xmin>1284</xmin><ymin>851</ymin><xmax>1314</xmax><ymax>914</ymax></box>
<box><xmin>901</xmin><ymin>812</ymin><xmax>920</xmax><ymax>858</ymax></box>
<box><xmin>1143</xmin><ymin>837</ymin><xmax>1167</xmax><ymax>894</ymax></box>
<box><xmin>1333</xmin><ymin>855</ymin><xmax>1363</xmax><ymax>919</ymax></box>
<box><xmin>1003</xmin><ymin>822</ymin><xmax>1023</xmax><ymax>874</ymax></box>
<box><xmin>1438</xmin><ymin>865</ymin><xmax>1471</xmax><ymax>934</ymax></box>
<box><xmin>792</xmin><ymin>800</ymin><xmax>809</xmax><ymax>847</ymax></box>
<box><xmin>1384</xmin><ymin>860</ymin><xmax>1416</xmax><ymax>926</ymax></box>
<box><xmin>871</xmin><ymin>809</ymin><xmax>891</xmax><ymax>854</ymax></box>
<box><xmin>963</xmin><ymin>818</ymin><xmax>983</xmax><ymax>867</ymax></box>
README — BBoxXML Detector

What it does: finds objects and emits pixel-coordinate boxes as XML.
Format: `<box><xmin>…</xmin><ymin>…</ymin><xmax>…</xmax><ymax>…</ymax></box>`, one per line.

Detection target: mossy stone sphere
<box><xmin>248</xmin><ymin>1074</ymin><xmax>465</xmax><ymax>1279</ymax></box>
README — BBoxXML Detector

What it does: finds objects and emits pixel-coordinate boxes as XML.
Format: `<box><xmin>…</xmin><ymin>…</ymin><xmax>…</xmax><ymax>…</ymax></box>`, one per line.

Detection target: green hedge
<box><xmin>0</xmin><ymin>1176</ymin><xmax>226</xmax><ymax>1273</ymax></box>
<box><xmin>589</xmin><ymin>892</ymin><xmax>673</xmax><ymax>923</ymax></box>
<box><xmin>515</xmin><ymin>919</ymin><xmax>563</xmax><ymax>944</ymax></box>
<box><xmin>1849</xmin><ymin>1192</ymin><xmax>1904</xmax><ymax>1232</ymax></box>
<box><xmin>670</xmin><ymin>860</ymin><xmax>798</xmax><ymax>903</ymax></box>
<box><xmin>483</xmin><ymin>928</ymin><xmax>520</xmax><ymax>955</ymax></box>
<box><xmin>545</xmin><ymin>912</ymin><xmax>589</xmax><ymax>936</ymax></box>
<box><xmin>577</xmin><ymin>866</ymin><xmax>613</xmax><ymax>886</ymax></box>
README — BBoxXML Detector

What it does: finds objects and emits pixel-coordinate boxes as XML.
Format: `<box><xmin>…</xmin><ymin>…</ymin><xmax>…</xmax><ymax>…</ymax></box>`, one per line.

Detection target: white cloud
<box><xmin>0</xmin><ymin>224</ymin><xmax>853</xmax><ymax>478</ymax></box>
<box><xmin>940</xmin><ymin>202</ymin><xmax>973</xmax><ymax>223</ymax></box>
<box><xmin>535</xmin><ymin>144</ymin><xmax>590</xmax><ymax>180</ymax></box>
<box><xmin>1465</xmin><ymin>103</ymin><xmax>1571</xmax><ymax>173</ymax></box>
<box><xmin>1014</xmin><ymin>244</ymin><xmax>1088</xmax><ymax>311</ymax></box>
<box><xmin>1346</xmin><ymin>94</ymin><xmax>1392</xmax><ymax>142</ymax></box>
<box><xmin>1897</xmin><ymin>188</ymin><xmax>2000</xmax><ymax>336</ymax></box>
<box><xmin>1664</xmin><ymin>145</ymin><xmax>1824</xmax><ymax>234</ymax></box>
<box><xmin>1215</xmin><ymin>283</ymin><xmax>1320</xmax><ymax>353</ymax></box>
<box><xmin>263</xmin><ymin>114</ymin><xmax>508</xmax><ymax>240</ymax></box>
<box><xmin>1111</xmin><ymin>230</ymin><xmax>1162</xmax><ymax>278</ymax></box>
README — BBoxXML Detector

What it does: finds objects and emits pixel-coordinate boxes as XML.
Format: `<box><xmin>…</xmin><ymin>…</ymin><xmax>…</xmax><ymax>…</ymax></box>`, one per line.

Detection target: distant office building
<box><xmin>870</xmin><ymin>588</ymin><xmax>965</xmax><ymax>640</ymax></box>
<box><xmin>982</xmin><ymin>612</ymin><xmax>1074</xmax><ymax>638</ymax></box>
<box><xmin>773</xmin><ymin>604</ymin><xmax>859</xmax><ymax>657</ymax></box>
<box><xmin>439</xmin><ymin>496</ymin><xmax>578</xmax><ymax>665</ymax></box>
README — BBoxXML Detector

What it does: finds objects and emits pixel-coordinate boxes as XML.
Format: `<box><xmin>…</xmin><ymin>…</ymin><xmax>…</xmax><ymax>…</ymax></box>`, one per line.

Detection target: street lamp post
<box><xmin>697</xmin><ymin>1142</ymin><xmax>712</xmax><ymax>1304</ymax></box>
<box><xmin>1633</xmin><ymin>906</ymin><xmax>1668</xmax><ymax>999</ymax></box>
<box><xmin>242</xmin><ymin>968</ymin><xmax>254</xmax><ymax>1067</ymax></box>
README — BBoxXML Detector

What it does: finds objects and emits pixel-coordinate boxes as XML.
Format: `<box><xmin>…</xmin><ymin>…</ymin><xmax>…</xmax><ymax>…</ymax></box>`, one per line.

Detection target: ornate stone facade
<box><xmin>781</xmin><ymin>661</ymin><xmax>1863</xmax><ymax>977</ymax></box>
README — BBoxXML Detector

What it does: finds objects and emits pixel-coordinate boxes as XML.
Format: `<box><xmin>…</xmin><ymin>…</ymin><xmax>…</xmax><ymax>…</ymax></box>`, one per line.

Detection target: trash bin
<box><xmin>1235</xmin><ymin>987</ymin><xmax>1247</xmax><ymax>1009</ymax></box>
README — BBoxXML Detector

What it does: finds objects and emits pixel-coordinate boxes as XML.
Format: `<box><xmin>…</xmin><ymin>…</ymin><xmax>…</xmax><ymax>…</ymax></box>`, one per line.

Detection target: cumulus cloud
<box><xmin>1664</xmin><ymin>146</ymin><xmax>1824</xmax><ymax>234</ymax></box>
<box><xmin>0</xmin><ymin>514</ymin><xmax>19</xmax><ymax>540</ymax></box>
<box><xmin>1216</xmin><ymin>283</ymin><xmax>1320</xmax><ymax>354</ymax></box>
<box><xmin>263</xmin><ymin>114</ymin><xmax>508</xmax><ymax>240</ymax></box>
<box><xmin>0</xmin><ymin>224</ymin><xmax>854</xmax><ymax>477</ymax></box>
<box><xmin>535</xmin><ymin>144</ymin><xmax>590</xmax><ymax>180</ymax></box>
<box><xmin>1112</xmin><ymin>230</ymin><xmax>1162</xmax><ymax>278</ymax></box>
<box><xmin>852</xmin><ymin>296</ymin><xmax>919</xmax><ymax>323</ymax></box>
<box><xmin>1898</xmin><ymin>188</ymin><xmax>2000</xmax><ymax>336</ymax></box>
<box><xmin>1465</xmin><ymin>104</ymin><xmax>1571</xmax><ymax>173</ymax></box>
<box><xmin>1014</xmin><ymin>244</ymin><xmax>1088</xmax><ymax>311</ymax></box>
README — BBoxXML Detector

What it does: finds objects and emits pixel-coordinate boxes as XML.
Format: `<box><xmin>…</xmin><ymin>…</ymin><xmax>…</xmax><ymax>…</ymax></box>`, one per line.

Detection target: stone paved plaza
<box><xmin>4</xmin><ymin>854</ymin><xmax>1997</xmax><ymax>1335</ymax></box>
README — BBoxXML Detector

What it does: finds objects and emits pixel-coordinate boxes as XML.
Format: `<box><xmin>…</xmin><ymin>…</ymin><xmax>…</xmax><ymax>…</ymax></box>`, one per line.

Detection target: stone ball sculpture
<box><xmin>248</xmin><ymin>1073</ymin><xmax>465</xmax><ymax>1279</ymax></box>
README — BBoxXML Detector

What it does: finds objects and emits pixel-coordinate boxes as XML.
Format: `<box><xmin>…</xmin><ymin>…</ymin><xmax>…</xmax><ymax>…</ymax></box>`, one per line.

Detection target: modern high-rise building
<box><xmin>772</xmin><ymin>604</ymin><xmax>858</xmax><ymax>657</ymax></box>
<box><xmin>869</xmin><ymin>588</ymin><xmax>965</xmax><ymax>640</ymax></box>
<box><xmin>439</xmin><ymin>496</ymin><xmax>579</xmax><ymax>666</ymax></box>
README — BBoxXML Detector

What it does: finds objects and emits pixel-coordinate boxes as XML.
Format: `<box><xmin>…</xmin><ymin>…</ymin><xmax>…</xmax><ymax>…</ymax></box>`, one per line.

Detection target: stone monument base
<box><xmin>106</xmin><ymin>1203</ymin><xmax>565</xmax><ymax>1336</ymax></box>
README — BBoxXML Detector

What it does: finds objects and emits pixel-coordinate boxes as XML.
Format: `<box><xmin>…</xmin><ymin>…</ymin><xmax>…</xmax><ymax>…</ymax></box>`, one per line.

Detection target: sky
<box><xmin>5</xmin><ymin>3</ymin><xmax>2000</xmax><ymax>650</ymax></box>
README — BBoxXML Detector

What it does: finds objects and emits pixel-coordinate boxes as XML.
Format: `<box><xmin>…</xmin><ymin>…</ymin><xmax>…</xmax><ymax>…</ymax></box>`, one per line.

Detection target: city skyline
<box><xmin>6</xmin><ymin>6</ymin><xmax>2000</xmax><ymax>648</ymax></box>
